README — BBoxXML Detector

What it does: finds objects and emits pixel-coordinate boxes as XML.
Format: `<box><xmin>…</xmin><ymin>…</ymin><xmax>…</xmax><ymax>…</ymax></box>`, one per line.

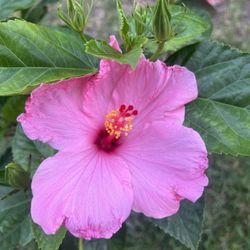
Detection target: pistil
<box><xmin>104</xmin><ymin>104</ymin><xmax>138</xmax><ymax>139</ymax></box>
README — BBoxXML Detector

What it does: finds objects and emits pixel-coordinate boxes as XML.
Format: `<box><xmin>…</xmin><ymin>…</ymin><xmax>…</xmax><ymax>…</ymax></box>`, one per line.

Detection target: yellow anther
<box><xmin>104</xmin><ymin>109</ymin><xmax>134</xmax><ymax>139</ymax></box>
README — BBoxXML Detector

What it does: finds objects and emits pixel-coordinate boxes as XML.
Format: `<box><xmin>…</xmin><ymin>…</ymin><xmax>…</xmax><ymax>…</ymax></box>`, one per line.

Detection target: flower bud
<box><xmin>5</xmin><ymin>163</ymin><xmax>30</xmax><ymax>189</ymax></box>
<box><xmin>153</xmin><ymin>0</ymin><xmax>172</xmax><ymax>42</ymax></box>
<box><xmin>132</xmin><ymin>6</ymin><xmax>150</xmax><ymax>36</ymax></box>
<box><xmin>57</xmin><ymin>0</ymin><xmax>92</xmax><ymax>34</ymax></box>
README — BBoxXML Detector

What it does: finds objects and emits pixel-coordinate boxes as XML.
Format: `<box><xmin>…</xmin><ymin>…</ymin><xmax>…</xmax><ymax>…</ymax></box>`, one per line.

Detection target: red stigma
<box><xmin>132</xmin><ymin>110</ymin><xmax>138</xmax><ymax>116</ymax></box>
<box><xmin>96</xmin><ymin>104</ymin><xmax>139</xmax><ymax>152</ymax></box>
<box><xmin>118</xmin><ymin>105</ymin><xmax>138</xmax><ymax>117</ymax></box>
<box><xmin>119</xmin><ymin>104</ymin><xmax>126</xmax><ymax>112</ymax></box>
<box><xmin>104</xmin><ymin>104</ymin><xmax>139</xmax><ymax>139</ymax></box>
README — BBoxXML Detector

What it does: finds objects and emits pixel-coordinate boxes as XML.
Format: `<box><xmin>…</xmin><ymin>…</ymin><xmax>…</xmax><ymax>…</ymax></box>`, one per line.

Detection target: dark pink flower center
<box><xmin>95</xmin><ymin>105</ymin><xmax>138</xmax><ymax>152</ymax></box>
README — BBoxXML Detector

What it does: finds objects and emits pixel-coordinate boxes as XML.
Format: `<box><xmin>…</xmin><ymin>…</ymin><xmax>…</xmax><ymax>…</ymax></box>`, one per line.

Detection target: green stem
<box><xmin>149</xmin><ymin>41</ymin><xmax>165</xmax><ymax>61</ymax></box>
<box><xmin>80</xmin><ymin>32</ymin><xmax>87</xmax><ymax>43</ymax></box>
<box><xmin>78</xmin><ymin>238</ymin><xmax>83</xmax><ymax>250</ymax></box>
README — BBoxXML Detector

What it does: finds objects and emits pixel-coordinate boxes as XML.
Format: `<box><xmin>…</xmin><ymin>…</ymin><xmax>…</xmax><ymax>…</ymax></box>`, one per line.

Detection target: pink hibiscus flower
<box><xmin>206</xmin><ymin>0</ymin><xmax>224</xmax><ymax>6</ymax></box>
<box><xmin>18</xmin><ymin>36</ymin><xmax>208</xmax><ymax>239</ymax></box>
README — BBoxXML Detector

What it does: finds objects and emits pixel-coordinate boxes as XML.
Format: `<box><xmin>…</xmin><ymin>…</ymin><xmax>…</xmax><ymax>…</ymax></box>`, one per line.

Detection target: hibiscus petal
<box><xmin>80</xmin><ymin>35</ymin><xmax>125</xmax><ymax>129</ymax></box>
<box><xmin>109</xmin><ymin>35</ymin><xmax>122</xmax><ymax>52</ymax></box>
<box><xmin>18</xmin><ymin>76</ymin><xmax>92</xmax><ymax>150</ymax></box>
<box><xmin>31</xmin><ymin>150</ymin><xmax>133</xmax><ymax>239</ymax></box>
<box><xmin>82</xmin><ymin>36</ymin><xmax>194</xmax><ymax>130</ymax></box>
<box><xmin>118</xmin><ymin>122</ymin><xmax>208</xmax><ymax>218</ymax></box>
<box><xmin>111</xmin><ymin>59</ymin><xmax>197</xmax><ymax>126</ymax></box>
<box><xmin>82</xmin><ymin>61</ymin><xmax>129</xmax><ymax>129</ymax></box>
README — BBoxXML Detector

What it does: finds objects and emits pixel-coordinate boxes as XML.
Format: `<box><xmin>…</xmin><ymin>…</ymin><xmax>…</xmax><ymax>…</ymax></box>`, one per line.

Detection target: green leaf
<box><xmin>5</xmin><ymin>162</ymin><xmax>30</xmax><ymax>189</ymax></box>
<box><xmin>0</xmin><ymin>133</ymin><xmax>12</xmax><ymax>169</ymax></box>
<box><xmin>19</xmin><ymin>216</ymin><xmax>33</xmax><ymax>247</ymax></box>
<box><xmin>144</xmin><ymin>4</ymin><xmax>211</xmax><ymax>55</ymax></box>
<box><xmin>0</xmin><ymin>185</ymin><xmax>12</xmax><ymax>199</ymax></box>
<box><xmin>167</xmin><ymin>40</ymin><xmax>250</xmax><ymax>156</ymax></box>
<box><xmin>151</xmin><ymin>199</ymin><xmax>204</xmax><ymax>250</ymax></box>
<box><xmin>12</xmin><ymin>125</ymin><xmax>43</xmax><ymax>176</ymax></box>
<box><xmin>0</xmin><ymin>119</ymin><xmax>13</xmax><ymax>171</ymax></box>
<box><xmin>32</xmin><ymin>223</ymin><xmax>66</xmax><ymax>250</ymax></box>
<box><xmin>22</xmin><ymin>0</ymin><xmax>58</xmax><ymax>24</ymax></box>
<box><xmin>19</xmin><ymin>240</ymin><xmax>39</xmax><ymax>250</ymax></box>
<box><xmin>182</xmin><ymin>0</ymin><xmax>215</xmax><ymax>13</ymax></box>
<box><xmin>0</xmin><ymin>130</ymin><xmax>9</xmax><ymax>158</ymax></box>
<box><xmin>2</xmin><ymin>96</ymin><xmax>26</xmax><ymax>127</ymax></box>
<box><xmin>22</xmin><ymin>0</ymin><xmax>51</xmax><ymax>23</ymax></box>
<box><xmin>0</xmin><ymin>147</ymin><xmax>12</xmax><ymax>169</ymax></box>
<box><xmin>0</xmin><ymin>0</ymin><xmax>36</xmax><ymax>19</ymax></box>
<box><xmin>33</xmin><ymin>141</ymin><xmax>56</xmax><ymax>158</ymax></box>
<box><xmin>0</xmin><ymin>187</ymin><xmax>32</xmax><ymax>249</ymax></box>
<box><xmin>0</xmin><ymin>169</ymin><xmax>8</xmax><ymax>185</ymax></box>
<box><xmin>0</xmin><ymin>19</ymin><xmax>97</xmax><ymax>96</ymax></box>
<box><xmin>131</xmin><ymin>6</ymin><xmax>152</xmax><ymax>36</ymax></box>
<box><xmin>86</xmin><ymin>37</ymin><xmax>147</xmax><ymax>69</ymax></box>
<box><xmin>116</xmin><ymin>0</ymin><xmax>130</xmax><ymax>45</ymax></box>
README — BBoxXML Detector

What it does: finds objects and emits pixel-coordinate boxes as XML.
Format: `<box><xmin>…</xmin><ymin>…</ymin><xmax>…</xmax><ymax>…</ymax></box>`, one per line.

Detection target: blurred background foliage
<box><xmin>41</xmin><ymin>0</ymin><xmax>250</xmax><ymax>52</ymax></box>
<box><xmin>0</xmin><ymin>0</ymin><xmax>249</xmax><ymax>249</ymax></box>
